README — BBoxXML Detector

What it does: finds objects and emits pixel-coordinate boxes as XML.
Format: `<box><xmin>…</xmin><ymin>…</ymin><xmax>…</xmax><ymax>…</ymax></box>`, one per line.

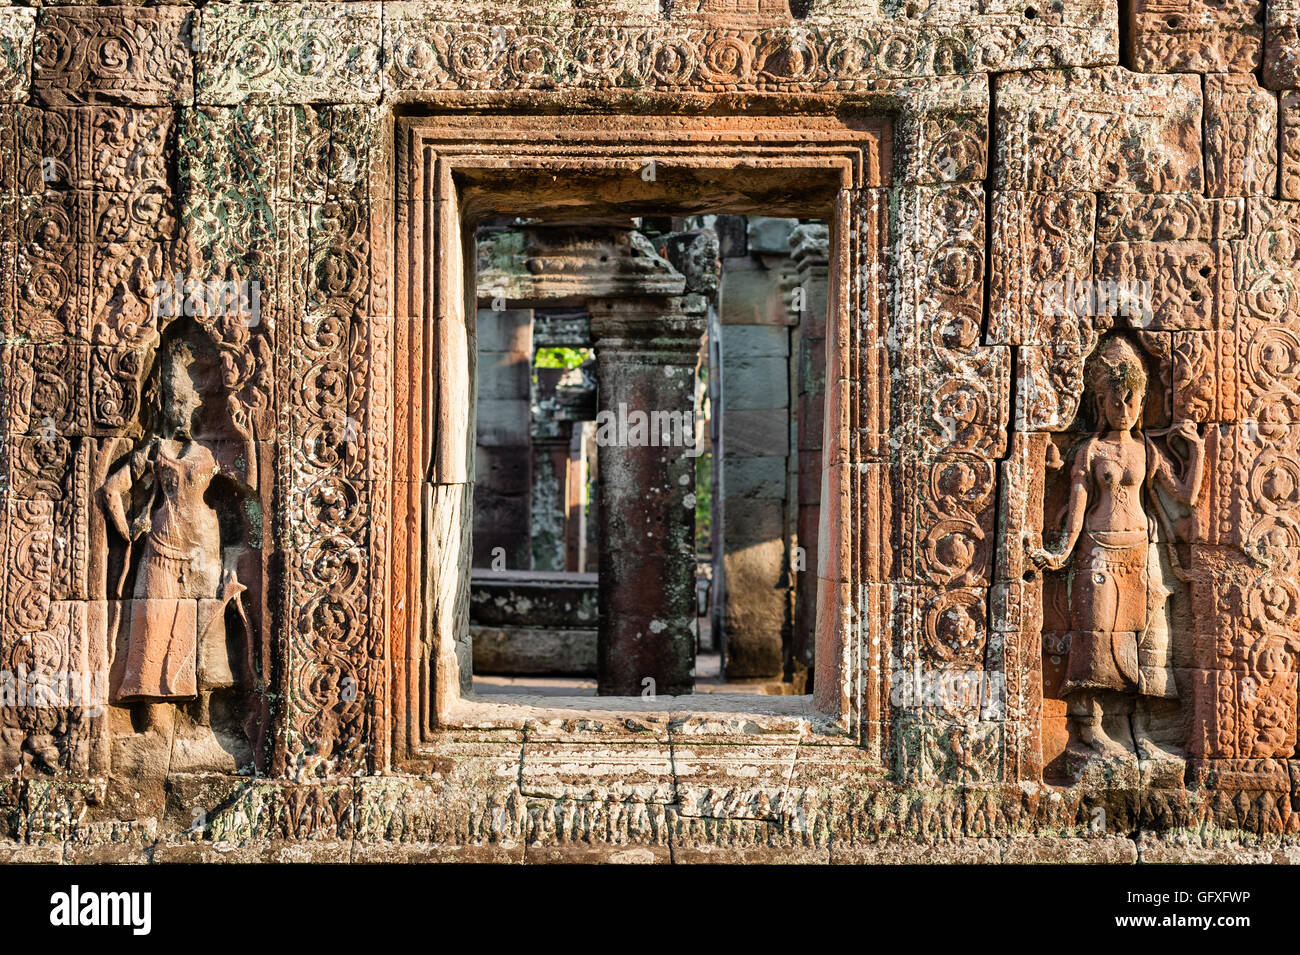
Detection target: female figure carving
<box><xmin>99</xmin><ymin>336</ymin><xmax>252</xmax><ymax>725</ymax></box>
<box><xmin>1029</xmin><ymin>336</ymin><xmax>1204</xmax><ymax>761</ymax></box>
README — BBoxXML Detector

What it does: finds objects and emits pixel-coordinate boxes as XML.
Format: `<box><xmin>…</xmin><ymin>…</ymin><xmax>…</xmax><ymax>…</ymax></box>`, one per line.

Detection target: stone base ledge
<box><xmin>6</xmin><ymin>772</ymin><xmax>1300</xmax><ymax>856</ymax></box>
<box><xmin>7</xmin><ymin>834</ymin><xmax>1300</xmax><ymax>864</ymax></box>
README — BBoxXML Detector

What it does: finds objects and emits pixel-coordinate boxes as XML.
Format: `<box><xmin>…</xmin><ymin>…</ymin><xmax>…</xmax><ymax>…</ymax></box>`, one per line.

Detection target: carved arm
<box><xmin>99</xmin><ymin>463</ymin><xmax>134</xmax><ymax>541</ymax></box>
<box><xmin>1028</xmin><ymin>445</ymin><xmax>1089</xmax><ymax>572</ymax></box>
<box><xmin>1153</xmin><ymin>421</ymin><xmax>1205</xmax><ymax>507</ymax></box>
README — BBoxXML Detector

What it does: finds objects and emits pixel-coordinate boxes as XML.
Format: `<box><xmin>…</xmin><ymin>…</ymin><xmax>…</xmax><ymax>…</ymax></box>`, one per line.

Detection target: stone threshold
<box><xmin>432</xmin><ymin>692</ymin><xmax>849</xmax><ymax>740</ymax></box>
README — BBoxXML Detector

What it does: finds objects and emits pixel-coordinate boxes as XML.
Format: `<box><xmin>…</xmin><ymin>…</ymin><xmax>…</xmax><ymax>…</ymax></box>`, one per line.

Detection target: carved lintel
<box><xmin>478</xmin><ymin>227</ymin><xmax>686</xmax><ymax>307</ymax></box>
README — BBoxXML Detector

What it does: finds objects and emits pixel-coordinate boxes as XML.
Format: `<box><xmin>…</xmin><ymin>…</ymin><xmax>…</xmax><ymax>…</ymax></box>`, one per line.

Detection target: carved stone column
<box><xmin>530</xmin><ymin>360</ymin><xmax>597</xmax><ymax>572</ymax></box>
<box><xmin>790</xmin><ymin>223</ymin><xmax>830</xmax><ymax>683</ymax></box>
<box><xmin>565</xmin><ymin>425</ymin><xmax>588</xmax><ymax>573</ymax></box>
<box><xmin>590</xmin><ymin>295</ymin><xmax>706</xmax><ymax>696</ymax></box>
<box><xmin>473</xmin><ymin>307</ymin><xmax>534</xmax><ymax>571</ymax></box>
<box><xmin>716</xmin><ymin>217</ymin><xmax>800</xmax><ymax>680</ymax></box>
<box><xmin>530</xmin><ymin>428</ymin><xmax>573</xmax><ymax>571</ymax></box>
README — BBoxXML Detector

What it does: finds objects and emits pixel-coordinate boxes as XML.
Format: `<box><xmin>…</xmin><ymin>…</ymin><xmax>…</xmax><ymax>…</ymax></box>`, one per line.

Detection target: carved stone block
<box><xmin>1172</xmin><ymin>330</ymin><xmax>1233</xmax><ymax>423</ymax></box>
<box><xmin>891</xmin><ymin>77</ymin><xmax>988</xmax><ymax>186</ymax></box>
<box><xmin>195</xmin><ymin>3</ymin><xmax>382</xmax><ymax>106</ymax></box>
<box><xmin>1016</xmin><ymin>344</ymin><xmax>1087</xmax><ymax>432</ymax></box>
<box><xmin>32</xmin><ymin>7</ymin><xmax>194</xmax><ymax>107</ymax></box>
<box><xmin>1264</xmin><ymin>0</ymin><xmax>1300</xmax><ymax>89</ymax></box>
<box><xmin>521</xmin><ymin>741</ymin><xmax>674</xmax><ymax>803</ymax></box>
<box><xmin>0</xmin><ymin>8</ymin><xmax>35</xmax><ymax>104</ymax></box>
<box><xmin>1093</xmin><ymin>240</ymin><xmax>1219</xmax><ymax>331</ymax></box>
<box><xmin>382</xmin><ymin>6</ymin><xmax>1114</xmax><ymax>98</ymax></box>
<box><xmin>1203</xmin><ymin>74</ymin><xmax>1277</xmax><ymax>199</ymax></box>
<box><xmin>1095</xmin><ymin>192</ymin><xmax>1235</xmax><ymax>243</ymax></box>
<box><xmin>2</xmin><ymin>0</ymin><xmax>1300</xmax><ymax>857</ymax></box>
<box><xmin>1127</xmin><ymin>0</ymin><xmax>1263</xmax><ymax>73</ymax></box>
<box><xmin>1189</xmin><ymin>667</ymin><xmax>1298</xmax><ymax>760</ymax></box>
<box><xmin>987</xmin><ymin>191</ymin><xmax>1095</xmax><ymax>347</ymax></box>
<box><xmin>995</xmin><ymin>68</ymin><xmax>1203</xmax><ymax>193</ymax></box>
<box><xmin>893</xmin><ymin>715</ymin><xmax>1003</xmax><ymax>786</ymax></box>
<box><xmin>1283</xmin><ymin>92</ymin><xmax>1300</xmax><ymax>201</ymax></box>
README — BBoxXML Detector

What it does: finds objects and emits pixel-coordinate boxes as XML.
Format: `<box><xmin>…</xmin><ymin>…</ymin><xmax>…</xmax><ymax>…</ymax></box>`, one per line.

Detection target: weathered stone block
<box><xmin>891</xmin><ymin>79</ymin><xmax>989</xmax><ymax>186</ymax></box>
<box><xmin>1127</xmin><ymin>0</ymin><xmax>1263</xmax><ymax>73</ymax></box>
<box><xmin>1093</xmin><ymin>240</ymin><xmax>1218</xmax><ymax>330</ymax></box>
<box><xmin>722</xmin><ymin>497</ymin><xmax>785</xmax><ymax>548</ymax></box>
<box><xmin>746</xmin><ymin>216</ymin><xmax>798</xmax><ymax>254</ymax></box>
<box><xmin>469</xmin><ymin>571</ymin><xmax>598</xmax><ymax>629</ymax></box>
<box><xmin>662</xmin><ymin>229</ymin><xmax>719</xmax><ymax>295</ymax></box>
<box><xmin>721</xmin><ymin>355</ymin><xmax>789</xmax><ymax>411</ymax></box>
<box><xmin>476</xmin><ymin>308</ymin><xmax>533</xmax><ymax>354</ymax></box>
<box><xmin>1204</xmin><ymin>74</ymin><xmax>1277</xmax><ymax>198</ymax></box>
<box><xmin>1264</xmin><ymin>0</ymin><xmax>1300</xmax><ymax>88</ymax></box>
<box><xmin>474</xmin><ymin>445</ymin><xmax>531</xmax><ymax>497</ymax></box>
<box><xmin>472</xmin><ymin>627</ymin><xmax>597</xmax><ymax>676</ymax></box>
<box><xmin>723</xmin><ymin>456</ymin><xmax>788</xmax><ymax>500</ymax></box>
<box><xmin>195</xmin><ymin>3</ymin><xmax>383</xmax><ymax>105</ymax></box>
<box><xmin>722</xmin><ymin>408</ymin><xmax>789</xmax><ymax>459</ymax></box>
<box><xmin>723</xmin><ymin>324</ymin><xmax>789</xmax><ymax>358</ymax></box>
<box><xmin>718</xmin><ymin>258</ymin><xmax>796</xmax><ymax>326</ymax></box>
<box><xmin>0</xmin><ymin>8</ymin><xmax>35</xmax><ymax>105</ymax></box>
<box><xmin>33</xmin><ymin>7</ymin><xmax>193</xmax><ymax>106</ymax></box>
<box><xmin>995</xmin><ymin>68</ymin><xmax>1203</xmax><ymax>193</ymax></box>
<box><xmin>987</xmin><ymin>191</ymin><xmax>1095</xmax><ymax>346</ymax></box>
<box><xmin>472</xmin><ymin>490</ymin><xmax>530</xmax><ymax>572</ymax></box>
<box><xmin>477</xmin><ymin>351</ymin><xmax>531</xmax><ymax>400</ymax></box>
<box><xmin>1283</xmin><ymin>92</ymin><xmax>1300</xmax><ymax>200</ymax></box>
<box><xmin>476</xmin><ymin>398</ymin><xmax>531</xmax><ymax>447</ymax></box>
<box><xmin>671</xmin><ymin>741</ymin><xmax>797</xmax><ymax>820</ymax></box>
<box><xmin>721</xmin><ymin>541</ymin><xmax>787</xmax><ymax>633</ymax></box>
<box><xmin>521</xmin><ymin>740</ymin><xmax>674</xmax><ymax>803</ymax></box>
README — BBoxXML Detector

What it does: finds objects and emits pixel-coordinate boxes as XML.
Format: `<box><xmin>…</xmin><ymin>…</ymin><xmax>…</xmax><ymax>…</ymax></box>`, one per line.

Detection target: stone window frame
<box><xmin>388</xmin><ymin>112</ymin><xmax>889</xmax><ymax>764</ymax></box>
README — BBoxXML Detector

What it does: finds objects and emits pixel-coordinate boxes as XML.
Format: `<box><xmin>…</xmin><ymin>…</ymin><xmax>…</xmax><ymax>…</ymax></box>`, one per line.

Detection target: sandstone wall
<box><xmin>0</xmin><ymin>0</ymin><xmax>1297</xmax><ymax>861</ymax></box>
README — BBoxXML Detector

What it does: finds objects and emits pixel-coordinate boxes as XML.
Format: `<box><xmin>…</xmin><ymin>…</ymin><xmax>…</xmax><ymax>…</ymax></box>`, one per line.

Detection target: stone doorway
<box><xmin>467</xmin><ymin>215</ymin><xmax>829</xmax><ymax>700</ymax></box>
<box><xmin>390</xmin><ymin>113</ymin><xmax>887</xmax><ymax>760</ymax></box>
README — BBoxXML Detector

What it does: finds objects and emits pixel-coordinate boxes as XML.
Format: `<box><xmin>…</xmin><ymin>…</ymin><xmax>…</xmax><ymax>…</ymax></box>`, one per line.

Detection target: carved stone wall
<box><xmin>1</xmin><ymin>0</ymin><xmax>1299</xmax><ymax>862</ymax></box>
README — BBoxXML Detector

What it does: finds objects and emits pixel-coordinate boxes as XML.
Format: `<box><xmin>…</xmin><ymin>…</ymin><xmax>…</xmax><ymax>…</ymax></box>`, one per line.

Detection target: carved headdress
<box><xmin>1083</xmin><ymin>335</ymin><xmax>1148</xmax><ymax>429</ymax></box>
